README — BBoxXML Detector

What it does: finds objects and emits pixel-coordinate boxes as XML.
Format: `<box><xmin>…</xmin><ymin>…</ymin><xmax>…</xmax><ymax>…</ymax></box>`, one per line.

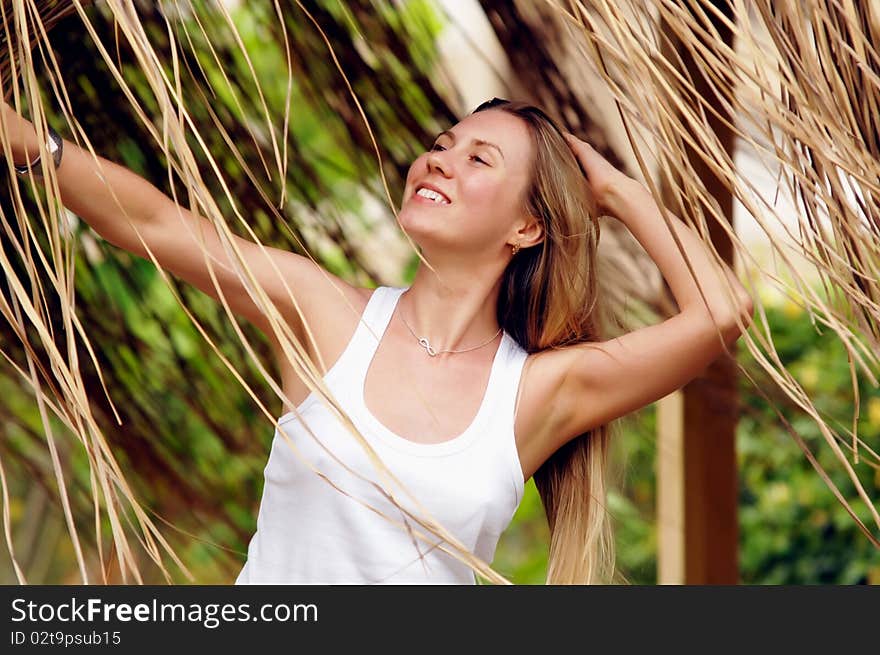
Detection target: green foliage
<box><xmin>737</xmin><ymin>301</ymin><xmax>880</xmax><ymax>584</ymax></box>
<box><xmin>487</xmin><ymin>479</ymin><xmax>550</xmax><ymax>584</ymax></box>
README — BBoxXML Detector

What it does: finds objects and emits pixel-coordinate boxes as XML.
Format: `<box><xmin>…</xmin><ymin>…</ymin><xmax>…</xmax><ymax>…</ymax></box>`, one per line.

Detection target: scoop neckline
<box><xmin>356</xmin><ymin>287</ymin><xmax>509</xmax><ymax>456</ymax></box>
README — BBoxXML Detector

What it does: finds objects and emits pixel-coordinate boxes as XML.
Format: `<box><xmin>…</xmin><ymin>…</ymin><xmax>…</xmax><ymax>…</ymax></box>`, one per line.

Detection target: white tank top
<box><xmin>234</xmin><ymin>286</ymin><xmax>528</xmax><ymax>584</ymax></box>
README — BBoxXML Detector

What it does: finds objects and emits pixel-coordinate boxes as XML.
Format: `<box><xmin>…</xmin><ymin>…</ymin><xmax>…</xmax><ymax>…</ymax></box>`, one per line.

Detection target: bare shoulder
<box><xmin>294</xmin><ymin>268</ymin><xmax>373</xmax><ymax>334</ymax></box>
<box><xmin>263</xmin><ymin>264</ymin><xmax>372</xmax><ymax>365</ymax></box>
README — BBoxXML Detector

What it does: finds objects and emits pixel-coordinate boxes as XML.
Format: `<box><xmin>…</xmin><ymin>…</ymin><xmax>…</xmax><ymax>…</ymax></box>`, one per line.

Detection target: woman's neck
<box><xmin>402</xmin><ymin>265</ymin><xmax>503</xmax><ymax>354</ymax></box>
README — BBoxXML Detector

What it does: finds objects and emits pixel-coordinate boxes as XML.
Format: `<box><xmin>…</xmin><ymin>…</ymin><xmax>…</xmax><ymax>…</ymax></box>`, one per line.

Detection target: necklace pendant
<box><xmin>418</xmin><ymin>337</ymin><xmax>438</xmax><ymax>357</ymax></box>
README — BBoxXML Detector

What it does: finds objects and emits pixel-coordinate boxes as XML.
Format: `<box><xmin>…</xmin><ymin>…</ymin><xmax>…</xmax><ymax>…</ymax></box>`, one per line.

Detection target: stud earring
<box><xmin>511</xmin><ymin>242</ymin><xmax>521</xmax><ymax>256</ymax></box>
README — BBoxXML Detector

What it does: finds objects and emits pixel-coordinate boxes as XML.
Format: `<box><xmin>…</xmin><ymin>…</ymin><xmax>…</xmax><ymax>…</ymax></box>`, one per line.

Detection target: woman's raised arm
<box><xmin>523</xmin><ymin>135</ymin><xmax>754</xmax><ymax>464</ymax></box>
<box><xmin>1</xmin><ymin>103</ymin><xmax>353</xmax><ymax>345</ymax></box>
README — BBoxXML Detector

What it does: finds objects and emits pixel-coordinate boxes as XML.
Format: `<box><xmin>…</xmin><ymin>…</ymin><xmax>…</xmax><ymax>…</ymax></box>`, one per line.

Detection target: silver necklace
<box><xmin>398</xmin><ymin>299</ymin><xmax>502</xmax><ymax>357</ymax></box>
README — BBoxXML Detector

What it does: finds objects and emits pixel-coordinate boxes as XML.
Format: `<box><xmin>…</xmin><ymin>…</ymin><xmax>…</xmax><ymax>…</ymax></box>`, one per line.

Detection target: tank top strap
<box><xmin>345</xmin><ymin>285</ymin><xmax>406</xmax><ymax>372</ymax></box>
<box><xmin>485</xmin><ymin>333</ymin><xmax>529</xmax><ymax>503</ymax></box>
<box><xmin>489</xmin><ymin>333</ymin><xmax>529</xmax><ymax>430</ymax></box>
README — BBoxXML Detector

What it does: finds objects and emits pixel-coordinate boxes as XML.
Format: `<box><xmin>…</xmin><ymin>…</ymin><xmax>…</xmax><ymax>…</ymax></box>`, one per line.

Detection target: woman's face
<box><xmin>399</xmin><ymin>109</ymin><xmax>535</xmax><ymax>258</ymax></box>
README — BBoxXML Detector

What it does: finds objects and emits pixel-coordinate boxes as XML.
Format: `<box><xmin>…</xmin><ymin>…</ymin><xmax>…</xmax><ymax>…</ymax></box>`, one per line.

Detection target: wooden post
<box><xmin>656</xmin><ymin>2</ymin><xmax>739</xmax><ymax>585</ymax></box>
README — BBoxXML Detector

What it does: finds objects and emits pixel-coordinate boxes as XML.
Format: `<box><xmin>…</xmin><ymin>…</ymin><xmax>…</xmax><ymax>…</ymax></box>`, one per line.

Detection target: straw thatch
<box><xmin>0</xmin><ymin>0</ymin><xmax>877</xmax><ymax>584</ymax></box>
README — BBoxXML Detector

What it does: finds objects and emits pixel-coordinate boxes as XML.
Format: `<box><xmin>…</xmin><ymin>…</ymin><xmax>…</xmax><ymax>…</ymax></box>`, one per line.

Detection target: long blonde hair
<box><xmin>474</xmin><ymin>98</ymin><xmax>620</xmax><ymax>584</ymax></box>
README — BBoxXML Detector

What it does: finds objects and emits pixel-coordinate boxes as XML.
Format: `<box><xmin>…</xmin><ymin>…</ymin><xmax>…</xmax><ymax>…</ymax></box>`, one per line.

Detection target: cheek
<box><xmin>461</xmin><ymin>176</ymin><xmax>506</xmax><ymax>208</ymax></box>
<box><xmin>462</xmin><ymin>177</ymin><xmax>525</xmax><ymax>227</ymax></box>
<box><xmin>404</xmin><ymin>157</ymin><xmax>427</xmax><ymax>189</ymax></box>
<box><xmin>453</xmin><ymin>182</ymin><xmax>520</xmax><ymax>245</ymax></box>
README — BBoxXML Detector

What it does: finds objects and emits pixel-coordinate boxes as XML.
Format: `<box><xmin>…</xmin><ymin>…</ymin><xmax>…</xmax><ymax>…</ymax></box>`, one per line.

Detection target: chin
<box><xmin>398</xmin><ymin>205</ymin><xmax>442</xmax><ymax>243</ymax></box>
<box><xmin>399</xmin><ymin>201</ymin><xmax>481</xmax><ymax>258</ymax></box>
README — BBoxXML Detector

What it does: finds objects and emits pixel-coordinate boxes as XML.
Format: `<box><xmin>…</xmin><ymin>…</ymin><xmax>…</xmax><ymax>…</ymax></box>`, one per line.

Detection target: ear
<box><xmin>510</xmin><ymin>212</ymin><xmax>544</xmax><ymax>249</ymax></box>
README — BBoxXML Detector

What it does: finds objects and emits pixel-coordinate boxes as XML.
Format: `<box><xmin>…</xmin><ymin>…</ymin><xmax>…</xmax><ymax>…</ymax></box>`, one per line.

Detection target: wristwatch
<box><xmin>14</xmin><ymin>125</ymin><xmax>63</xmax><ymax>176</ymax></box>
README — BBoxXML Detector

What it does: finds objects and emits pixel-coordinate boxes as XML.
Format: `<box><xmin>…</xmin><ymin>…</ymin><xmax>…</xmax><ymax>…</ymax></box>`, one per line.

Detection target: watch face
<box><xmin>15</xmin><ymin>130</ymin><xmax>61</xmax><ymax>175</ymax></box>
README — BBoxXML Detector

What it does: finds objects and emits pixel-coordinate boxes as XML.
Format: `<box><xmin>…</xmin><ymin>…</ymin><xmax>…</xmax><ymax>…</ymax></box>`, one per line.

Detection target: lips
<box><xmin>414</xmin><ymin>182</ymin><xmax>452</xmax><ymax>205</ymax></box>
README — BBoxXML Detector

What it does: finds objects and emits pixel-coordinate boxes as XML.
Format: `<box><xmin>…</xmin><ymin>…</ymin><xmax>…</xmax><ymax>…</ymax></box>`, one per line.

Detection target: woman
<box><xmin>2</xmin><ymin>97</ymin><xmax>753</xmax><ymax>584</ymax></box>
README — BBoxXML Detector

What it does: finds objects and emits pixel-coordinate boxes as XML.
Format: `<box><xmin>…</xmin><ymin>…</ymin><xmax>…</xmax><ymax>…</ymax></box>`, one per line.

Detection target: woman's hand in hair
<box><xmin>563</xmin><ymin>133</ymin><xmax>637</xmax><ymax>215</ymax></box>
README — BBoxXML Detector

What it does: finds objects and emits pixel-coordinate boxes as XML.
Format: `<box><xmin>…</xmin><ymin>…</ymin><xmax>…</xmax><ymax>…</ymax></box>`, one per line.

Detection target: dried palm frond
<box><xmin>0</xmin><ymin>1</ymin><xmax>85</xmax><ymax>90</ymax></box>
<box><xmin>533</xmin><ymin>0</ymin><xmax>880</xmax><ymax>543</ymax></box>
<box><xmin>1</xmin><ymin>0</ymin><xmax>878</xmax><ymax>587</ymax></box>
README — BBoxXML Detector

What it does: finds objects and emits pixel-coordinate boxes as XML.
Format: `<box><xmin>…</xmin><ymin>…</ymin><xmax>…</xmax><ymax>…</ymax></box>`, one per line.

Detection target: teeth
<box><xmin>416</xmin><ymin>187</ymin><xmax>450</xmax><ymax>204</ymax></box>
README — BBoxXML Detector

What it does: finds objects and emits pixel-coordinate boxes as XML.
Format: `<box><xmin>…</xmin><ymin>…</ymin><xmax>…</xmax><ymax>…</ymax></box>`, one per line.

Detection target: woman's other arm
<box><xmin>603</xmin><ymin>177</ymin><xmax>753</xmax><ymax>337</ymax></box>
<box><xmin>533</xmin><ymin>136</ymin><xmax>754</xmax><ymax>452</ymax></box>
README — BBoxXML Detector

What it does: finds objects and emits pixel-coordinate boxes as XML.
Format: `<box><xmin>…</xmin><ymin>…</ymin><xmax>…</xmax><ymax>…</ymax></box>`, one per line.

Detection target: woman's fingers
<box><xmin>564</xmin><ymin>133</ymin><xmax>603</xmax><ymax>179</ymax></box>
<box><xmin>563</xmin><ymin>132</ymin><xmax>601</xmax><ymax>167</ymax></box>
<box><xmin>563</xmin><ymin>131</ymin><xmax>588</xmax><ymax>152</ymax></box>
<box><xmin>562</xmin><ymin>133</ymin><xmax>636</xmax><ymax>212</ymax></box>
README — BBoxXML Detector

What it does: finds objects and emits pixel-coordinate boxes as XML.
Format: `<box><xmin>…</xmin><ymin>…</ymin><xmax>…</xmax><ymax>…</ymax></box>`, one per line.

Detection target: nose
<box><xmin>426</xmin><ymin>149</ymin><xmax>451</xmax><ymax>177</ymax></box>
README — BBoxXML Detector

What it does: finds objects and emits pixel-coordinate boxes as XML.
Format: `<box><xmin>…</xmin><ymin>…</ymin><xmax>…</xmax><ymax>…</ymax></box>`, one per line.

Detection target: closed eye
<box><xmin>429</xmin><ymin>143</ymin><xmax>489</xmax><ymax>165</ymax></box>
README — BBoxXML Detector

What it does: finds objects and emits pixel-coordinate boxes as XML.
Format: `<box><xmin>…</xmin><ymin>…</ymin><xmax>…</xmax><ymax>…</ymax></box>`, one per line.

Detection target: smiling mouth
<box><xmin>414</xmin><ymin>186</ymin><xmax>451</xmax><ymax>205</ymax></box>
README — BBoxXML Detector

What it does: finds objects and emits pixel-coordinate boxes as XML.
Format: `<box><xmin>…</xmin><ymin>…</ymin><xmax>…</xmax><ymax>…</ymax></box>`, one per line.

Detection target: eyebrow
<box><xmin>436</xmin><ymin>130</ymin><xmax>504</xmax><ymax>160</ymax></box>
